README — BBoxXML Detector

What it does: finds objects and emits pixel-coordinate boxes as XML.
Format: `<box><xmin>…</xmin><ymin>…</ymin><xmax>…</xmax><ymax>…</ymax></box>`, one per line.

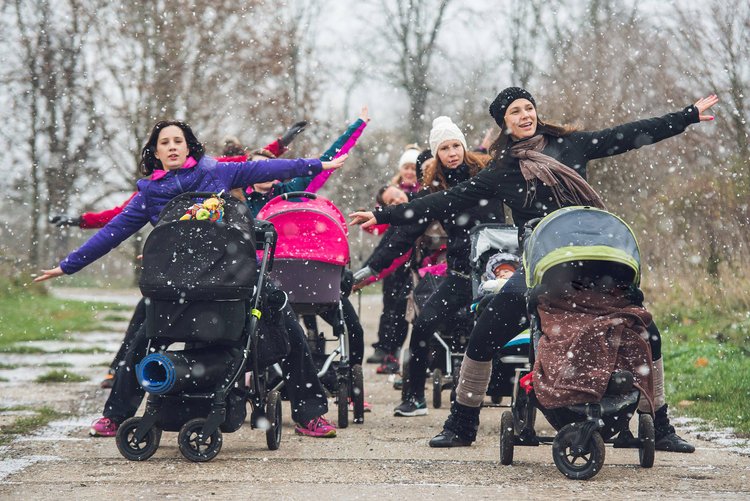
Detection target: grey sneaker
<box><xmin>394</xmin><ymin>397</ymin><xmax>428</xmax><ymax>417</ymax></box>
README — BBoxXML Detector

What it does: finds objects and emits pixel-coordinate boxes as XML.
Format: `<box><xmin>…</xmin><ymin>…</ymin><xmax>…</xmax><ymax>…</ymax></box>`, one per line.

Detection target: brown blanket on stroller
<box><xmin>532</xmin><ymin>287</ymin><xmax>654</xmax><ymax>411</ymax></box>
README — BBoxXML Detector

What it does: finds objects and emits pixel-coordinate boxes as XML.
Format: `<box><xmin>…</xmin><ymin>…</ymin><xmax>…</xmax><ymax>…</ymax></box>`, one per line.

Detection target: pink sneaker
<box><xmin>294</xmin><ymin>416</ymin><xmax>337</xmax><ymax>438</ymax></box>
<box><xmin>349</xmin><ymin>399</ymin><xmax>373</xmax><ymax>412</ymax></box>
<box><xmin>89</xmin><ymin>417</ymin><xmax>118</xmax><ymax>437</ymax></box>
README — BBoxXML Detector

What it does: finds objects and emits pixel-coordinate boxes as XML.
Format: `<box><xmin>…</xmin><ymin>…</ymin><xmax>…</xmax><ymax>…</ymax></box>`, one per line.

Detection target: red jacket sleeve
<box><xmin>79</xmin><ymin>192</ymin><xmax>138</xmax><ymax>229</ymax></box>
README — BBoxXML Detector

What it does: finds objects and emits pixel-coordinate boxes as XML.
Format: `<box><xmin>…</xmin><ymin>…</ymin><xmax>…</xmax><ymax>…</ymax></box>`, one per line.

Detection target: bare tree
<box><xmin>7</xmin><ymin>0</ymin><xmax>101</xmax><ymax>267</ymax></box>
<box><xmin>364</xmin><ymin>0</ymin><xmax>454</xmax><ymax>142</ymax></box>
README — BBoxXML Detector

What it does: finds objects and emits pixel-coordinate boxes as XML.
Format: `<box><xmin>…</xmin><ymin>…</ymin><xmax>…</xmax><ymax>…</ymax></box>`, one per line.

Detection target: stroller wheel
<box><xmin>178</xmin><ymin>418</ymin><xmax>223</xmax><ymax>462</ymax></box>
<box><xmin>638</xmin><ymin>413</ymin><xmax>655</xmax><ymax>468</ymax></box>
<box><xmin>552</xmin><ymin>423</ymin><xmax>605</xmax><ymax>480</ymax></box>
<box><xmin>265</xmin><ymin>390</ymin><xmax>283</xmax><ymax>451</ymax></box>
<box><xmin>337</xmin><ymin>373</ymin><xmax>350</xmax><ymax>429</ymax></box>
<box><xmin>432</xmin><ymin>369</ymin><xmax>443</xmax><ymax>409</ymax></box>
<box><xmin>352</xmin><ymin>365</ymin><xmax>365</xmax><ymax>424</ymax></box>
<box><xmin>499</xmin><ymin>411</ymin><xmax>515</xmax><ymax>465</ymax></box>
<box><xmin>116</xmin><ymin>417</ymin><xmax>161</xmax><ymax>461</ymax></box>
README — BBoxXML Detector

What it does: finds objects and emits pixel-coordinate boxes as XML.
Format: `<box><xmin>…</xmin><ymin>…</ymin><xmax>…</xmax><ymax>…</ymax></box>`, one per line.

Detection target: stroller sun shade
<box><xmin>523</xmin><ymin>206</ymin><xmax>641</xmax><ymax>289</ymax></box>
<box><xmin>256</xmin><ymin>193</ymin><xmax>349</xmax><ymax>266</ymax></box>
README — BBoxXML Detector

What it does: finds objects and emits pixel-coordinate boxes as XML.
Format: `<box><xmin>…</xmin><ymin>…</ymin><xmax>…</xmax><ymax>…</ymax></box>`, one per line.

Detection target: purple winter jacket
<box><xmin>60</xmin><ymin>155</ymin><xmax>323</xmax><ymax>274</ymax></box>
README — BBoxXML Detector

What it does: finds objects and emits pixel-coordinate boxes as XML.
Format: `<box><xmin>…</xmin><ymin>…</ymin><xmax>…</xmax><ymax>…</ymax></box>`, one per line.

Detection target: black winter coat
<box><xmin>376</xmin><ymin>106</ymin><xmax>700</xmax><ymax>243</ymax></box>
<box><xmin>372</xmin><ymin>163</ymin><xmax>505</xmax><ymax>274</ymax></box>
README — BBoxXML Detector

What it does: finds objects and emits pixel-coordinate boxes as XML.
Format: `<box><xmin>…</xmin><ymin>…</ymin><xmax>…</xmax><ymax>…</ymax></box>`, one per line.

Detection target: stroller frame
<box><xmin>499</xmin><ymin>207</ymin><xmax>655</xmax><ymax>480</ymax></box>
<box><xmin>259</xmin><ymin>191</ymin><xmax>365</xmax><ymax>428</ymax></box>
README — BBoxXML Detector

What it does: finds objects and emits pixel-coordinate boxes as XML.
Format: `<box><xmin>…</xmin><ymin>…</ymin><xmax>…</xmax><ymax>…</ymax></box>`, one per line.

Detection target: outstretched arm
<box><xmin>305</xmin><ymin>106</ymin><xmax>369</xmax><ymax>193</ymax></box>
<box><xmin>579</xmin><ymin>94</ymin><xmax>719</xmax><ymax>160</ymax></box>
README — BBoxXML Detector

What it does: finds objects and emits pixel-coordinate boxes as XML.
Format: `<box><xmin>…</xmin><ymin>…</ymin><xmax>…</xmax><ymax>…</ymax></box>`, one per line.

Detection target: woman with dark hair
<box><xmin>36</xmin><ymin>120</ymin><xmax>347</xmax><ymax>438</ymax></box>
<box><xmin>351</xmin><ymin>88</ymin><xmax>718</xmax><ymax>452</ymax></box>
<box><xmin>357</xmin><ymin>116</ymin><xmax>505</xmax><ymax>417</ymax></box>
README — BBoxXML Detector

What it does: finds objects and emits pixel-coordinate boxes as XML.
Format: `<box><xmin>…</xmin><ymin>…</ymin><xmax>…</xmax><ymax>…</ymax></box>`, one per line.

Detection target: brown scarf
<box><xmin>510</xmin><ymin>135</ymin><xmax>606</xmax><ymax>209</ymax></box>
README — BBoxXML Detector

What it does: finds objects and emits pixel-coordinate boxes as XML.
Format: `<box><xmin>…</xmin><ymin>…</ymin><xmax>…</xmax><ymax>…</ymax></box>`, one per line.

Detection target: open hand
<box><xmin>359</xmin><ymin>105</ymin><xmax>370</xmax><ymax>123</ymax></box>
<box><xmin>322</xmin><ymin>153</ymin><xmax>348</xmax><ymax>170</ymax></box>
<box><xmin>694</xmin><ymin>94</ymin><xmax>719</xmax><ymax>121</ymax></box>
<box><xmin>349</xmin><ymin>210</ymin><xmax>376</xmax><ymax>228</ymax></box>
<box><xmin>33</xmin><ymin>266</ymin><xmax>64</xmax><ymax>283</ymax></box>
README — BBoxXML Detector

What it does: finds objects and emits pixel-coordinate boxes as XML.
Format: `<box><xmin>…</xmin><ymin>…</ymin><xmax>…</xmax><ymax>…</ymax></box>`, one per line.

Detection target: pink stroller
<box><xmin>256</xmin><ymin>192</ymin><xmax>365</xmax><ymax>427</ymax></box>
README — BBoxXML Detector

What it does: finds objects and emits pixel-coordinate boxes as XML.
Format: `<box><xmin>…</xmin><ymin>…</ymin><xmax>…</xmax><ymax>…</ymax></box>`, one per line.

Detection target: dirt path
<box><xmin>1</xmin><ymin>288</ymin><xmax>749</xmax><ymax>499</ymax></box>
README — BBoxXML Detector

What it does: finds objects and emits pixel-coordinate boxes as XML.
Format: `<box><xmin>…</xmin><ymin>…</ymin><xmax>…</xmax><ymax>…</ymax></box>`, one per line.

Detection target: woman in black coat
<box><xmin>351</xmin><ymin>87</ymin><xmax>719</xmax><ymax>451</ymax></box>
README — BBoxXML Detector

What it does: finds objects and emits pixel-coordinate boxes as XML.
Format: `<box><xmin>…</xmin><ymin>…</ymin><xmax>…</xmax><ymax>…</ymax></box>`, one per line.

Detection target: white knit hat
<box><xmin>428</xmin><ymin>116</ymin><xmax>467</xmax><ymax>154</ymax></box>
<box><xmin>398</xmin><ymin>148</ymin><xmax>420</xmax><ymax>167</ymax></box>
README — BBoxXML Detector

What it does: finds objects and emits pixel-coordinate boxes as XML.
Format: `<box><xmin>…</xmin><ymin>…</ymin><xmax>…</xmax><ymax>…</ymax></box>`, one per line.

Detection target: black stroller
<box><xmin>500</xmin><ymin>206</ymin><xmax>656</xmax><ymax>480</ymax></box>
<box><xmin>115</xmin><ymin>192</ymin><xmax>284</xmax><ymax>462</ymax></box>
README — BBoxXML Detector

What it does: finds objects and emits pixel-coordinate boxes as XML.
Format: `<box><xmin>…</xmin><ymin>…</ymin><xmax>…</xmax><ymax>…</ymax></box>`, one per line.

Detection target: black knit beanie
<box><xmin>489</xmin><ymin>87</ymin><xmax>536</xmax><ymax>126</ymax></box>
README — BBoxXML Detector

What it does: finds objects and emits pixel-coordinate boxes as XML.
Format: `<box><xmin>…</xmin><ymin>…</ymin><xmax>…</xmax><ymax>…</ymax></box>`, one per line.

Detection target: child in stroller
<box><xmin>499</xmin><ymin>206</ymin><xmax>656</xmax><ymax>480</ymax></box>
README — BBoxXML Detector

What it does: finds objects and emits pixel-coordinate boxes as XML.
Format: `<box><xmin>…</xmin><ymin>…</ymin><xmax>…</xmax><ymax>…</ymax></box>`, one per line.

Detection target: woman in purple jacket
<box><xmin>35</xmin><ymin>120</ymin><xmax>345</xmax><ymax>280</ymax></box>
<box><xmin>35</xmin><ymin>120</ymin><xmax>348</xmax><ymax>439</ymax></box>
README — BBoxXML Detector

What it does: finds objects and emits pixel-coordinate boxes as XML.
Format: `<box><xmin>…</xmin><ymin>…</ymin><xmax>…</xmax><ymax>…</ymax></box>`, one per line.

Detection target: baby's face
<box><xmin>494</xmin><ymin>267</ymin><xmax>514</xmax><ymax>280</ymax></box>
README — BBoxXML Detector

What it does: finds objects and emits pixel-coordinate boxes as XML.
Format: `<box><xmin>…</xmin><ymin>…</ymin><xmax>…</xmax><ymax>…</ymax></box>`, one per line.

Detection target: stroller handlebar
<box><xmin>281</xmin><ymin>191</ymin><xmax>317</xmax><ymax>201</ymax></box>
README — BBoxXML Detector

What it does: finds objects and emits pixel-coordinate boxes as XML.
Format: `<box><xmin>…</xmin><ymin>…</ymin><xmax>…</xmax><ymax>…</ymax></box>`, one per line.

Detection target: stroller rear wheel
<box><xmin>265</xmin><ymin>390</ymin><xmax>283</xmax><ymax>451</ymax></box>
<box><xmin>638</xmin><ymin>413</ymin><xmax>655</xmax><ymax>468</ymax></box>
<box><xmin>337</xmin><ymin>373</ymin><xmax>350</xmax><ymax>429</ymax></box>
<box><xmin>552</xmin><ymin>423</ymin><xmax>605</xmax><ymax>480</ymax></box>
<box><xmin>116</xmin><ymin>417</ymin><xmax>161</xmax><ymax>461</ymax></box>
<box><xmin>432</xmin><ymin>368</ymin><xmax>443</xmax><ymax>409</ymax></box>
<box><xmin>352</xmin><ymin>364</ymin><xmax>365</xmax><ymax>424</ymax></box>
<box><xmin>499</xmin><ymin>411</ymin><xmax>515</xmax><ymax>465</ymax></box>
<box><xmin>178</xmin><ymin>418</ymin><xmax>223</xmax><ymax>462</ymax></box>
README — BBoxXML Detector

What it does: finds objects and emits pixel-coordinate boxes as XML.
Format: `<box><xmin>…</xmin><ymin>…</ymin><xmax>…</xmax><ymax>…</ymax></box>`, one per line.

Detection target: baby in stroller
<box><xmin>500</xmin><ymin>206</ymin><xmax>656</xmax><ymax>480</ymax></box>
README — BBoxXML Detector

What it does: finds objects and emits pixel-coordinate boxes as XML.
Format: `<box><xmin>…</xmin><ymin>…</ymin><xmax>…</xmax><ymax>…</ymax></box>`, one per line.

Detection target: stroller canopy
<box><xmin>523</xmin><ymin>206</ymin><xmax>641</xmax><ymax>288</ymax></box>
<box><xmin>256</xmin><ymin>192</ymin><xmax>349</xmax><ymax>266</ymax></box>
<box><xmin>469</xmin><ymin>223</ymin><xmax>520</xmax><ymax>265</ymax></box>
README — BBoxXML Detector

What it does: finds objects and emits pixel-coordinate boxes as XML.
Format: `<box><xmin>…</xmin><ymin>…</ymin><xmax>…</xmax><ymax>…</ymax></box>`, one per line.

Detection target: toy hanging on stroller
<box><xmin>499</xmin><ymin>206</ymin><xmax>656</xmax><ymax>480</ymax></box>
<box><xmin>115</xmin><ymin>192</ymin><xmax>284</xmax><ymax>462</ymax></box>
<box><xmin>256</xmin><ymin>191</ymin><xmax>365</xmax><ymax>428</ymax></box>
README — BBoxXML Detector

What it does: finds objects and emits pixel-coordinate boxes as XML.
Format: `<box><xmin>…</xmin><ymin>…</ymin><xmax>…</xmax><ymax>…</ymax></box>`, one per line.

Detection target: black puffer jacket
<box><xmin>372</xmin><ymin>162</ymin><xmax>505</xmax><ymax>275</ymax></box>
<box><xmin>376</xmin><ymin>106</ymin><xmax>699</xmax><ymax>243</ymax></box>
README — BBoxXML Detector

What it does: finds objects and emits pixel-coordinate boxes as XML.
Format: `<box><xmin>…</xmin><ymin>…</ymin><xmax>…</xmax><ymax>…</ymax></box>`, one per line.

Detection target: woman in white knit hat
<box><xmin>357</xmin><ymin>116</ymin><xmax>506</xmax><ymax>417</ymax></box>
<box><xmin>390</xmin><ymin>144</ymin><xmax>421</xmax><ymax>194</ymax></box>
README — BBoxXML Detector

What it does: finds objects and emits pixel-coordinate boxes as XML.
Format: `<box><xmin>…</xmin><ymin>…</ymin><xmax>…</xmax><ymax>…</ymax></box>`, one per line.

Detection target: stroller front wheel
<box><xmin>552</xmin><ymin>423</ymin><xmax>605</xmax><ymax>480</ymax></box>
<box><xmin>352</xmin><ymin>364</ymin><xmax>365</xmax><ymax>424</ymax></box>
<box><xmin>499</xmin><ymin>411</ymin><xmax>515</xmax><ymax>465</ymax></box>
<box><xmin>337</xmin><ymin>373</ymin><xmax>350</xmax><ymax>429</ymax></box>
<box><xmin>116</xmin><ymin>417</ymin><xmax>161</xmax><ymax>461</ymax></box>
<box><xmin>265</xmin><ymin>390</ymin><xmax>283</xmax><ymax>451</ymax></box>
<box><xmin>178</xmin><ymin>418</ymin><xmax>223</xmax><ymax>462</ymax></box>
<box><xmin>638</xmin><ymin>413</ymin><xmax>655</xmax><ymax>468</ymax></box>
<box><xmin>432</xmin><ymin>368</ymin><xmax>443</xmax><ymax>409</ymax></box>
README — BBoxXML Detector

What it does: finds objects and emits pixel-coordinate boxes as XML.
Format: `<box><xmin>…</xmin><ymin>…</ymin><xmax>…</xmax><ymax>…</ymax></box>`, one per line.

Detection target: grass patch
<box><xmin>0</xmin><ymin>287</ymin><xmax>121</xmax><ymax>348</ymax></box>
<box><xmin>35</xmin><ymin>370</ymin><xmax>88</xmax><ymax>383</ymax></box>
<box><xmin>43</xmin><ymin>362</ymin><xmax>73</xmax><ymax>368</ymax></box>
<box><xmin>0</xmin><ymin>407</ymin><xmax>65</xmax><ymax>445</ymax></box>
<box><xmin>0</xmin><ymin>346</ymin><xmax>46</xmax><ymax>354</ymax></box>
<box><xmin>656</xmin><ymin>306</ymin><xmax>750</xmax><ymax>435</ymax></box>
<box><xmin>0</xmin><ymin>362</ymin><xmax>18</xmax><ymax>369</ymax></box>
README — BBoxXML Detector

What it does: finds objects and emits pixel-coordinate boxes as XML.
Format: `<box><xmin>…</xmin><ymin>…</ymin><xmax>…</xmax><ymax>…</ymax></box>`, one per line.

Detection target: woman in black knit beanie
<box><xmin>351</xmin><ymin>87</ymin><xmax>718</xmax><ymax>452</ymax></box>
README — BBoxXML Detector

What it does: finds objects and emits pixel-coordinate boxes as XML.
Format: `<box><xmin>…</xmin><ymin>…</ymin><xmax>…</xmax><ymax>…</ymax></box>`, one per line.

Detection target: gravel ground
<box><xmin>1</xmin><ymin>287</ymin><xmax>749</xmax><ymax>500</ymax></box>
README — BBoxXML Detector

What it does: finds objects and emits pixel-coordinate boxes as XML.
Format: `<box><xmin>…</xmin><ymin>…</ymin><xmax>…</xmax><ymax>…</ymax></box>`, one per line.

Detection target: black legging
<box><xmin>374</xmin><ymin>267</ymin><xmax>411</xmax><ymax>355</ymax></box>
<box><xmin>465</xmin><ymin>267</ymin><xmax>663</xmax><ymax>362</ymax></box>
<box><xmin>103</xmin><ymin>300</ymin><xmax>328</xmax><ymax>425</ymax></box>
<box><xmin>405</xmin><ymin>273</ymin><xmax>472</xmax><ymax>399</ymax></box>
<box><xmin>108</xmin><ymin>298</ymin><xmax>147</xmax><ymax>373</ymax></box>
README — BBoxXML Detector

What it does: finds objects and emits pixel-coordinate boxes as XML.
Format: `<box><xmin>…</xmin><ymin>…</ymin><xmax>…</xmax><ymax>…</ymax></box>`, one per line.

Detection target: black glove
<box><xmin>49</xmin><ymin>214</ymin><xmax>81</xmax><ymax>227</ymax></box>
<box><xmin>278</xmin><ymin>120</ymin><xmax>308</xmax><ymax>147</ymax></box>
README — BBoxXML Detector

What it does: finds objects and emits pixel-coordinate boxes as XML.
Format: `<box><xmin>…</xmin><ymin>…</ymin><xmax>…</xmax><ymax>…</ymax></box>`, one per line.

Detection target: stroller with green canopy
<box><xmin>500</xmin><ymin>206</ymin><xmax>656</xmax><ymax>480</ymax></box>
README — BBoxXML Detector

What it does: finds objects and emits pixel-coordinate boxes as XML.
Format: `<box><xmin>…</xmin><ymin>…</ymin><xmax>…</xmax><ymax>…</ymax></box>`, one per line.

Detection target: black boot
<box><xmin>654</xmin><ymin>404</ymin><xmax>695</xmax><ymax>453</ymax></box>
<box><xmin>429</xmin><ymin>401</ymin><xmax>479</xmax><ymax>448</ymax></box>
